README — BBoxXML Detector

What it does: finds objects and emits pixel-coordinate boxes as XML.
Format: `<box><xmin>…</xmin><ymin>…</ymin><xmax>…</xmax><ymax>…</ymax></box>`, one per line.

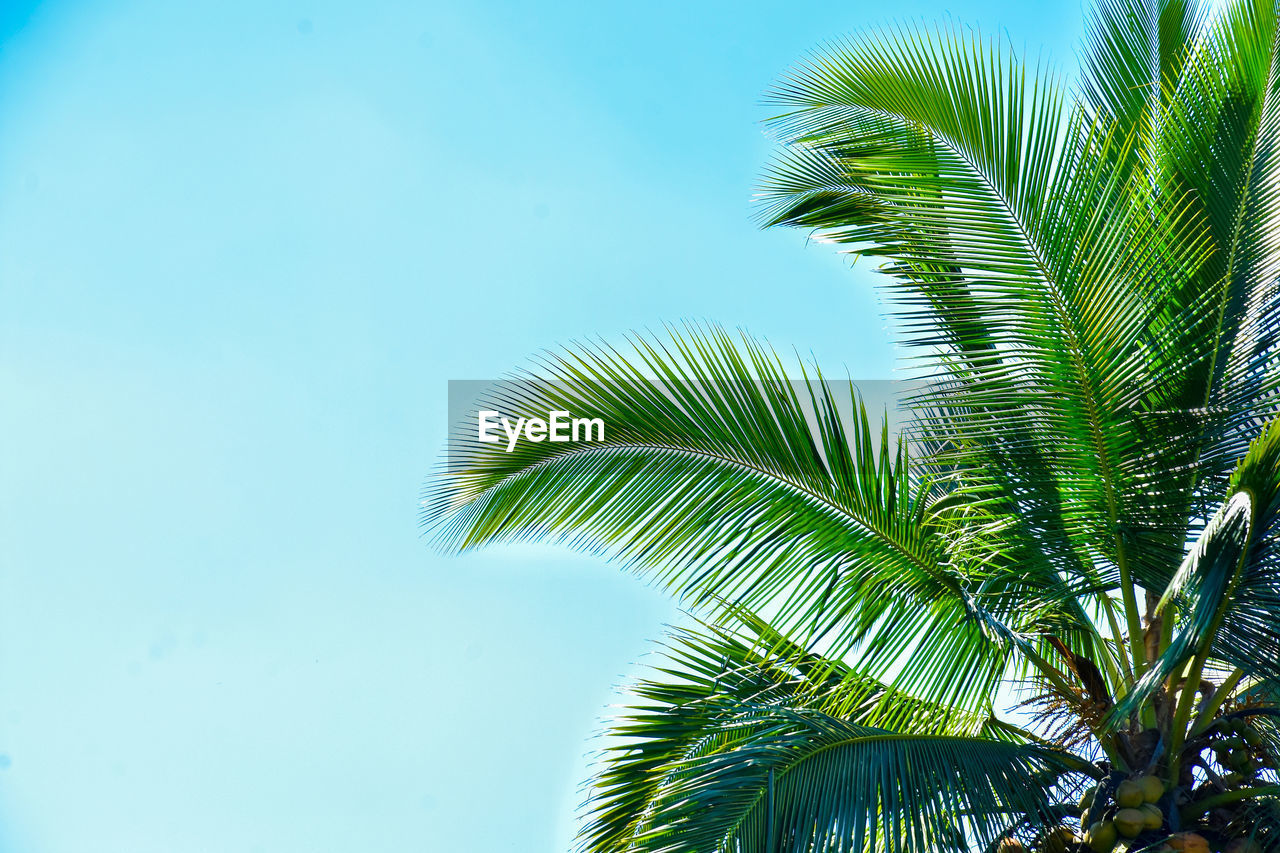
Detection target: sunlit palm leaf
<box><xmin>759</xmin><ymin>21</ymin><xmax>1214</xmax><ymax>635</ymax></box>
<box><xmin>580</xmin><ymin>615</ymin><xmax>1032</xmax><ymax>853</ymax></box>
<box><xmin>616</xmin><ymin>704</ymin><xmax>1086</xmax><ymax>853</ymax></box>
<box><xmin>425</xmin><ymin>325</ymin><xmax>1060</xmax><ymax>713</ymax></box>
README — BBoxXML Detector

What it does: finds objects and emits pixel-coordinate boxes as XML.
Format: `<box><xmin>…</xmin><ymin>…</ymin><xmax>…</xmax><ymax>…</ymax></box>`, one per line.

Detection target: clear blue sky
<box><xmin>0</xmin><ymin>1</ymin><xmax>1083</xmax><ymax>850</ymax></box>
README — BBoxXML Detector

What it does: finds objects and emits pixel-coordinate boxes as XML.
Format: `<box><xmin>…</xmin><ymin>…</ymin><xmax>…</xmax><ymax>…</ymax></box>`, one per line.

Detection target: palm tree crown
<box><xmin>427</xmin><ymin>1</ymin><xmax>1280</xmax><ymax>851</ymax></box>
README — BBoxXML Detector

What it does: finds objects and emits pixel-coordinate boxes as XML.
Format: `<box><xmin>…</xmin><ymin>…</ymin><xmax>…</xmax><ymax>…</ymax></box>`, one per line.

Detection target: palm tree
<box><xmin>425</xmin><ymin>0</ymin><xmax>1280</xmax><ymax>851</ymax></box>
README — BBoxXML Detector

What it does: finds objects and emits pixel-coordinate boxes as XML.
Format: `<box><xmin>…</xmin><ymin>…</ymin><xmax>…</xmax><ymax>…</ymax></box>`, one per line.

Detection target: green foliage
<box><xmin>426</xmin><ymin>0</ymin><xmax>1280</xmax><ymax>850</ymax></box>
<box><xmin>582</xmin><ymin>617</ymin><xmax>1042</xmax><ymax>853</ymax></box>
<box><xmin>606</xmin><ymin>705</ymin><xmax>1076</xmax><ymax>853</ymax></box>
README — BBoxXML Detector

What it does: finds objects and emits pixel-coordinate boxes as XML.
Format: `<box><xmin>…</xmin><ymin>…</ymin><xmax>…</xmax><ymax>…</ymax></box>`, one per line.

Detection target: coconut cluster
<box><xmin>1079</xmin><ymin>775</ymin><xmax>1167</xmax><ymax>853</ymax></box>
<box><xmin>992</xmin><ymin>777</ymin><xmax>1165</xmax><ymax>853</ymax></box>
<box><xmin>1201</xmin><ymin>717</ymin><xmax>1274</xmax><ymax>787</ymax></box>
<box><xmin>992</xmin><ymin>716</ymin><xmax>1276</xmax><ymax>853</ymax></box>
<box><xmin>995</xmin><ymin>773</ymin><xmax>1260</xmax><ymax>853</ymax></box>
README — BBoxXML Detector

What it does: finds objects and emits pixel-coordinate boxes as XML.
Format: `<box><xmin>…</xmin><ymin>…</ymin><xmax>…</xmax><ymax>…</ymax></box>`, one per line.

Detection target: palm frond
<box><xmin>760</xmin><ymin>21</ymin><xmax>1215</xmax><ymax>611</ymax></box>
<box><xmin>606</xmin><ymin>703</ymin><xmax>1086</xmax><ymax>853</ymax></box>
<box><xmin>1108</xmin><ymin>416</ymin><xmax>1280</xmax><ymax>725</ymax></box>
<box><xmin>1080</xmin><ymin>0</ymin><xmax>1208</xmax><ymax>141</ymax></box>
<box><xmin>580</xmin><ymin>616</ymin><xmax>1033</xmax><ymax>853</ymax></box>
<box><xmin>1152</xmin><ymin>0</ymin><xmax>1280</xmax><ymax>499</ymax></box>
<box><xmin>426</xmin><ymin>325</ymin><xmax>1056</xmax><ymax>714</ymax></box>
<box><xmin>1210</xmin><ymin>418</ymin><xmax>1280</xmax><ymax>685</ymax></box>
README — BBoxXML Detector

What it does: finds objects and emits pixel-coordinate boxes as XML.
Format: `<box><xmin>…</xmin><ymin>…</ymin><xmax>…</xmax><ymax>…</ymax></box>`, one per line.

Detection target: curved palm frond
<box><xmin>427</xmin><ymin>324</ymin><xmax>937</xmax><ymax>633</ymax></box>
<box><xmin>1207</xmin><ymin>418</ymin><xmax>1280</xmax><ymax>685</ymax></box>
<box><xmin>1106</xmin><ymin>417</ymin><xmax>1280</xmax><ymax>745</ymax></box>
<box><xmin>425</xmin><ymin>325</ymin><xmax>1088</xmax><ymax>714</ymax></box>
<box><xmin>599</xmin><ymin>701</ymin><xmax>1087</xmax><ymax>853</ymax></box>
<box><xmin>1106</xmin><ymin>488</ymin><xmax>1253</xmax><ymax>726</ymax></box>
<box><xmin>581</xmin><ymin>614</ymin><xmax>1037</xmax><ymax>853</ymax></box>
<box><xmin>758</xmin><ymin>22</ymin><xmax>1215</xmax><ymax>646</ymax></box>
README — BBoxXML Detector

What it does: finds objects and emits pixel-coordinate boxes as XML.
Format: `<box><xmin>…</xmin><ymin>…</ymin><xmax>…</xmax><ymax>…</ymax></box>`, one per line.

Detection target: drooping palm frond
<box><xmin>1106</xmin><ymin>488</ymin><xmax>1253</xmax><ymax>727</ymax></box>
<box><xmin>1106</xmin><ymin>415</ymin><xmax>1280</xmax><ymax>732</ymax></box>
<box><xmin>425</xmin><ymin>325</ymin><xmax>1092</xmax><ymax>716</ymax></box>
<box><xmin>579</xmin><ymin>614</ymin><xmax>1092</xmax><ymax>853</ymax></box>
<box><xmin>581</xmin><ymin>615</ymin><xmax>1036</xmax><ymax>853</ymax></box>
<box><xmin>1204</xmin><ymin>418</ymin><xmax>1280</xmax><ymax>686</ymax></box>
<box><xmin>597</xmin><ymin>700</ymin><xmax>1087</xmax><ymax>853</ymax></box>
<box><xmin>427</xmin><ymin>324</ymin><xmax>936</xmax><ymax>642</ymax></box>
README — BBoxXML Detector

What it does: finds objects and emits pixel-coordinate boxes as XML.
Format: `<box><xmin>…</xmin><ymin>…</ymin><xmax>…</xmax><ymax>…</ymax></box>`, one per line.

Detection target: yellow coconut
<box><xmin>1139</xmin><ymin>804</ymin><xmax>1163</xmax><ymax>831</ymax></box>
<box><xmin>1114</xmin><ymin>809</ymin><xmax>1146</xmax><ymax>839</ymax></box>
<box><xmin>1087</xmin><ymin>821</ymin><xmax>1118</xmax><ymax>853</ymax></box>
<box><xmin>1044</xmin><ymin>826</ymin><xmax>1076</xmax><ymax>853</ymax></box>
<box><xmin>1116</xmin><ymin>780</ymin><xmax>1145</xmax><ymax>809</ymax></box>
<box><xmin>1167</xmin><ymin>833</ymin><xmax>1212</xmax><ymax>853</ymax></box>
<box><xmin>1136</xmin><ymin>776</ymin><xmax>1164</xmax><ymax>803</ymax></box>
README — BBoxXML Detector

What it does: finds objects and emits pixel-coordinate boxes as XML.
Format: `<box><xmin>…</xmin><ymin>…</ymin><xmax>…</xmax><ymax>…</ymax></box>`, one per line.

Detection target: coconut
<box><xmin>1044</xmin><ymin>826</ymin><xmax>1076</xmax><ymax>853</ymax></box>
<box><xmin>1087</xmin><ymin>821</ymin><xmax>1118</xmax><ymax>853</ymax></box>
<box><xmin>1224</xmin><ymin>736</ymin><xmax>1246</xmax><ymax>751</ymax></box>
<box><xmin>1114</xmin><ymin>809</ymin><xmax>1146</xmax><ymax>839</ymax></box>
<box><xmin>1139</xmin><ymin>803</ymin><xmax>1163</xmax><ymax>830</ymax></box>
<box><xmin>1136</xmin><ymin>776</ymin><xmax>1165</xmax><ymax>803</ymax></box>
<box><xmin>1116</xmin><ymin>780</ymin><xmax>1145</xmax><ymax>809</ymax></box>
<box><xmin>998</xmin><ymin>838</ymin><xmax>1027</xmax><ymax>853</ymax></box>
<box><xmin>1078</xmin><ymin>785</ymin><xmax>1098</xmax><ymax>814</ymax></box>
<box><xmin>1167</xmin><ymin>833</ymin><xmax>1212</xmax><ymax>853</ymax></box>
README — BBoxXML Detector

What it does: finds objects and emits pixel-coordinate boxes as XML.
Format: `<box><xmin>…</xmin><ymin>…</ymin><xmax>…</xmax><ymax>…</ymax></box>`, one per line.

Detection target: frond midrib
<box><xmin>450</xmin><ymin>437</ymin><xmax>952</xmax><ymax>593</ymax></box>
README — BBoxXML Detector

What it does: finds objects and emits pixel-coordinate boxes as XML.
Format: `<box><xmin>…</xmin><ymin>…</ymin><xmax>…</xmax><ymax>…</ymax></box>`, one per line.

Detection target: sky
<box><xmin>0</xmin><ymin>1</ymin><xmax>1083</xmax><ymax>850</ymax></box>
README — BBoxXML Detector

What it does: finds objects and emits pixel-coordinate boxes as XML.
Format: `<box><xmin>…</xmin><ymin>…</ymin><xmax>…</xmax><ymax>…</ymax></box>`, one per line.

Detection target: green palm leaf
<box><xmin>1152</xmin><ymin>0</ymin><xmax>1280</xmax><ymax>496</ymax></box>
<box><xmin>1080</xmin><ymin>0</ymin><xmax>1207</xmax><ymax>152</ymax></box>
<box><xmin>612</xmin><ymin>704</ymin><xmax>1086</xmax><ymax>853</ymax></box>
<box><xmin>427</xmin><ymin>0</ymin><xmax>1280</xmax><ymax>847</ymax></box>
<box><xmin>581</xmin><ymin>615</ymin><xmax>1034</xmax><ymax>853</ymax></box>
<box><xmin>759</xmin><ymin>20</ymin><xmax>1215</xmax><ymax>653</ymax></box>
<box><xmin>426</xmin><ymin>325</ymin><xmax>1066</xmax><ymax>714</ymax></box>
